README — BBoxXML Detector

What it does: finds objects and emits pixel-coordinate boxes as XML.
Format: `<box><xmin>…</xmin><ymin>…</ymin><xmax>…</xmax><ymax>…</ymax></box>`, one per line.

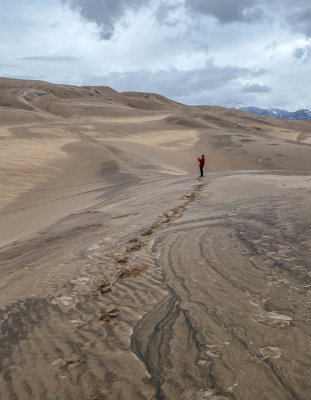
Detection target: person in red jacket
<box><xmin>198</xmin><ymin>155</ymin><xmax>205</xmax><ymax>177</ymax></box>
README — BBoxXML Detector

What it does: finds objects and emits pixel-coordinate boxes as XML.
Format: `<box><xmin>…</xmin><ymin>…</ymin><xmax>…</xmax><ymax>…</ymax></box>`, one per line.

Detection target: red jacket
<box><xmin>198</xmin><ymin>157</ymin><xmax>205</xmax><ymax>168</ymax></box>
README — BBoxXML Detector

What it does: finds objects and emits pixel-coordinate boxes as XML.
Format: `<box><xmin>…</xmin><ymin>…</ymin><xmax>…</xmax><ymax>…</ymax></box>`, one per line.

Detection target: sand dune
<box><xmin>0</xmin><ymin>77</ymin><xmax>311</xmax><ymax>400</ymax></box>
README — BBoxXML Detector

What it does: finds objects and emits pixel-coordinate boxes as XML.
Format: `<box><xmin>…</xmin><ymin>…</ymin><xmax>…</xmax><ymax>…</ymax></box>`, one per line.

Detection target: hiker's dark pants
<box><xmin>200</xmin><ymin>167</ymin><xmax>203</xmax><ymax>177</ymax></box>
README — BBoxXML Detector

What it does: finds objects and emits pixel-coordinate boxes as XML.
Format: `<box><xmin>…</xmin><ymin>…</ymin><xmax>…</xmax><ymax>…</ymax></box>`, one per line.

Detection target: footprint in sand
<box><xmin>259</xmin><ymin>346</ymin><xmax>283</xmax><ymax>360</ymax></box>
<box><xmin>205</xmin><ymin>344</ymin><xmax>222</xmax><ymax>358</ymax></box>
<box><xmin>70</xmin><ymin>275</ymin><xmax>92</xmax><ymax>285</ymax></box>
<box><xmin>254</xmin><ymin>310</ymin><xmax>293</xmax><ymax>328</ymax></box>
<box><xmin>100</xmin><ymin>308</ymin><xmax>120</xmax><ymax>323</ymax></box>
<box><xmin>87</xmin><ymin>252</ymin><xmax>101</xmax><ymax>260</ymax></box>
<box><xmin>70</xmin><ymin>318</ymin><xmax>85</xmax><ymax>327</ymax></box>
<box><xmin>141</xmin><ymin>228</ymin><xmax>153</xmax><ymax>236</ymax></box>
<box><xmin>51</xmin><ymin>358</ymin><xmax>67</xmax><ymax>366</ymax></box>
<box><xmin>87</xmin><ymin>243</ymin><xmax>101</xmax><ymax>251</ymax></box>
<box><xmin>51</xmin><ymin>293</ymin><xmax>78</xmax><ymax>306</ymax></box>
<box><xmin>267</xmin><ymin>311</ymin><xmax>293</xmax><ymax>322</ymax></box>
<box><xmin>191</xmin><ymin>388</ymin><xmax>232</xmax><ymax>399</ymax></box>
<box><xmin>98</xmin><ymin>281</ymin><xmax>112</xmax><ymax>294</ymax></box>
<box><xmin>126</xmin><ymin>239</ymin><xmax>144</xmax><ymax>252</ymax></box>
<box><xmin>115</xmin><ymin>256</ymin><xmax>128</xmax><ymax>264</ymax></box>
<box><xmin>116</xmin><ymin>266</ymin><xmax>146</xmax><ymax>279</ymax></box>
<box><xmin>52</xmin><ymin>358</ymin><xmax>86</xmax><ymax>381</ymax></box>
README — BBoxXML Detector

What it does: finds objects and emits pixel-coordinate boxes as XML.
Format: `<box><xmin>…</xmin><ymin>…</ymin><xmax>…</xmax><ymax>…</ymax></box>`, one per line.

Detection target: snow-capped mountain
<box><xmin>239</xmin><ymin>107</ymin><xmax>311</xmax><ymax>120</ymax></box>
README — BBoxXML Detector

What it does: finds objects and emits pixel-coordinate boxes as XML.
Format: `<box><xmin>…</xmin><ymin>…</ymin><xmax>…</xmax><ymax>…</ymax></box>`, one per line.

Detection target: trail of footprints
<box><xmin>95</xmin><ymin>184</ymin><xmax>203</xmax><ymax>322</ymax></box>
<box><xmin>52</xmin><ymin>183</ymin><xmax>203</xmax><ymax>324</ymax></box>
<box><xmin>46</xmin><ymin>184</ymin><xmax>204</xmax><ymax>391</ymax></box>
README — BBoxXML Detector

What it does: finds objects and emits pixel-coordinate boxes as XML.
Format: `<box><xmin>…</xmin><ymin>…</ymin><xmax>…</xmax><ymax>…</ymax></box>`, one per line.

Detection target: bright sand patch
<box><xmin>0</xmin><ymin>137</ymin><xmax>76</xmax><ymax>209</ymax></box>
<box><xmin>259</xmin><ymin>175</ymin><xmax>311</xmax><ymax>189</ymax></box>
<box><xmin>84</xmin><ymin>114</ymin><xmax>170</xmax><ymax>124</ymax></box>
<box><xmin>113</xmin><ymin>129</ymin><xmax>199</xmax><ymax>148</ymax></box>
<box><xmin>0</xmin><ymin>123</ymin><xmax>38</xmax><ymax>138</ymax></box>
<box><xmin>0</xmin><ymin>127</ymin><xmax>13</xmax><ymax>138</ymax></box>
<box><xmin>267</xmin><ymin>129</ymin><xmax>300</xmax><ymax>141</ymax></box>
<box><xmin>302</xmin><ymin>137</ymin><xmax>311</xmax><ymax>145</ymax></box>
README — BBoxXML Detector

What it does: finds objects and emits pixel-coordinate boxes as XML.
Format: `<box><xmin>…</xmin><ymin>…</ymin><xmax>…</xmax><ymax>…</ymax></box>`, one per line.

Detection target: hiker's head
<box><xmin>202</xmin><ymin>155</ymin><xmax>205</xmax><ymax>157</ymax></box>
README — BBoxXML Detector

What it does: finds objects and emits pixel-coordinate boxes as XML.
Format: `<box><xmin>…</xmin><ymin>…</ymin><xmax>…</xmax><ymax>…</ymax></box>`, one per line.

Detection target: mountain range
<box><xmin>238</xmin><ymin>106</ymin><xmax>311</xmax><ymax>120</ymax></box>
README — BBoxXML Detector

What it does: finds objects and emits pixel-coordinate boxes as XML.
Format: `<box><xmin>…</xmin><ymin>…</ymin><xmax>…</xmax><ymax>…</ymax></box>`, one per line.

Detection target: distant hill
<box><xmin>239</xmin><ymin>106</ymin><xmax>311</xmax><ymax>120</ymax></box>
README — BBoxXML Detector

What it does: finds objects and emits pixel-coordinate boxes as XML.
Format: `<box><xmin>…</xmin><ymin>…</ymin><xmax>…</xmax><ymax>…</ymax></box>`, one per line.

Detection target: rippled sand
<box><xmin>1</xmin><ymin>78</ymin><xmax>311</xmax><ymax>399</ymax></box>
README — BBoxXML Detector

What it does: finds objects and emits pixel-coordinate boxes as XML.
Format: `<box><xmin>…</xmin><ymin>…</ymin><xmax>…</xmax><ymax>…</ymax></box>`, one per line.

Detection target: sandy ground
<box><xmin>1</xmin><ymin>77</ymin><xmax>311</xmax><ymax>400</ymax></box>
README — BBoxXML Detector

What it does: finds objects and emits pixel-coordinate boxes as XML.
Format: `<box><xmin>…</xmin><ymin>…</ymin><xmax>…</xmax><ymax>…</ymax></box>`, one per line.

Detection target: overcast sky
<box><xmin>1</xmin><ymin>0</ymin><xmax>311</xmax><ymax>110</ymax></box>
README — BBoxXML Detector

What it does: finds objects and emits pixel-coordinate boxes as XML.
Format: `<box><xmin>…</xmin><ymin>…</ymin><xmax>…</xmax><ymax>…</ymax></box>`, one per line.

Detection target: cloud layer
<box><xmin>19</xmin><ymin>56</ymin><xmax>79</xmax><ymax>62</ymax></box>
<box><xmin>185</xmin><ymin>0</ymin><xmax>263</xmax><ymax>23</ymax></box>
<box><xmin>62</xmin><ymin>0</ymin><xmax>311</xmax><ymax>39</ymax></box>
<box><xmin>1</xmin><ymin>0</ymin><xmax>311</xmax><ymax>110</ymax></box>
<box><xmin>84</xmin><ymin>62</ymin><xmax>266</xmax><ymax>97</ymax></box>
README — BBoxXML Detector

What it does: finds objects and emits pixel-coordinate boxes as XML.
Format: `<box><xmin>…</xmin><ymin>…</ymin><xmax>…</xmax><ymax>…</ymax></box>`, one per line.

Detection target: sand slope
<box><xmin>0</xmin><ymin>77</ymin><xmax>311</xmax><ymax>400</ymax></box>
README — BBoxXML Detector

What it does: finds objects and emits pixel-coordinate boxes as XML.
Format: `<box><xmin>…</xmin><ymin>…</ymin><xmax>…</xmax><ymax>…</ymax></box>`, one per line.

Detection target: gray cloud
<box><xmin>19</xmin><ymin>56</ymin><xmax>79</xmax><ymax>62</ymax></box>
<box><xmin>154</xmin><ymin>3</ymin><xmax>181</xmax><ymax>27</ymax></box>
<box><xmin>241</xmin><ymin>83</ymin><xmax>272</xmax><ymax>93</ymax></box>
<box><xmin>185</xmin><ymin>0</ymin><xmax>264</xmax><ymax>23</ymax></box>
<box><xmin>50</xmin><ymin>22</ymin><xmax>60</xmax><ymax>29</ymax></box>
<box><xmin>83</xmin><ymin>62</ymin><xmax>266</xmax><ymax>99</ymax></box>
<box><xmin>287</xmin><ymin>5</ymin><xmax>311</xmax><ymax>37</ymax></box>
<box><xmin>62</xmin><ymin>0</ymin><xmax>150</xmax><ymax>39</ymax></box>
<box><xmin>3</xmin><ymin>74</ymin><xmax>46</xmax><ymax>80</ymax></box>
<box><xmin>294</xmin><ymin>44</ymin><xmax>311</xmax><ymax>60</ymax></box>
<box><xmin>61</xmin><ymin>0</ymin><xmax>311</xmax><ymax>41</ymax></box>
<box><xmin>185</xmin><ymin>0</ymin><xmax>311</xmax><ymax>36</ymax></box>
<box><xmin>294</xmin><ymin>48</ymin><xmax>305</xmax><ymax>59</ymax></box>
